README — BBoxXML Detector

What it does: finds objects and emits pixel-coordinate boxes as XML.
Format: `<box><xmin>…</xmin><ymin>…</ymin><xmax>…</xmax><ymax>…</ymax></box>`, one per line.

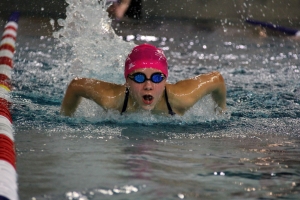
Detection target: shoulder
<box><xmin>71</xmin><ymin>77</ymin><xmax>125</xmax><ymax>92</ymax></box>
<box><xmin>169</xmin><ymin>71</ymin><xmax>224</xmax><ymax>92</ymax></box>
<box><xmin>164</xmin><ymin>71</ymin><xmax>224</xmax><ymax>114</ymax></box>
<box><xmin>70</xmin><ymin>77</ymin><xmax>126</xmax><ymax>109</ymax></box>
<box><xmin>176</xmin><ymin>71</ymin><xmax>223</xmax><ymax>84</ymax></box>
<box><xmin>165</xmin><ymin>83</ymin><xmax>192</xmax><ymax>115</ymax></box>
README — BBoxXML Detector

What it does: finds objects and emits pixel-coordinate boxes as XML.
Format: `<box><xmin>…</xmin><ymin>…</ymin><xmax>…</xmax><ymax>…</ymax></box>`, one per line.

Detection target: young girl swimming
<box><xmin>61</xmin><ymin>43</ymin><xmax>226</xmax><ymax>116</ymax></box>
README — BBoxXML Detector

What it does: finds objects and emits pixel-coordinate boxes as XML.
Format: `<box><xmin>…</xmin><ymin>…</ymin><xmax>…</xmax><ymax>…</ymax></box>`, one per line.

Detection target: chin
<box><xmin>141</xmin><ymin>105</ymin><xmax>154</xmax><ymax>111</ymax></box>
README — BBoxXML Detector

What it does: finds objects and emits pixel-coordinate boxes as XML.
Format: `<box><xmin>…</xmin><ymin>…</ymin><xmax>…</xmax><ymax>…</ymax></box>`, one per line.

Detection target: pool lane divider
<box><xmin>246</xmin><ymin>19</ymin><xmax>300</xmax><ymax>37</ymax></box>
<box><xmin>0</xmin><ymin>11</ymin><xmax>20</xmax><ymax>200</ymax></box>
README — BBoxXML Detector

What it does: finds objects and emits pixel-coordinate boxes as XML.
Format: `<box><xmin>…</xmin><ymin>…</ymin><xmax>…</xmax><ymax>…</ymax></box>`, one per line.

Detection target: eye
<box><xmin>134</xmin><ymin>74</ymin><xmax>145</xmax><ymax>82</ymax></box>
<box><xmin>152</xmin><ymin>73</ymin><xmax>164</xmax><ymax>83</ymax></box>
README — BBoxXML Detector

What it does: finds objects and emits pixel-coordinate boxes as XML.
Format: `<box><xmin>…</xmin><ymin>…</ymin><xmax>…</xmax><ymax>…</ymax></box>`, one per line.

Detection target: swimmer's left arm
<box><xmin>170</xmin><ymin>71</ymin><xmax>226</xmax><ymax>113</ymax></box>
<box><xmin>210</xmin><ymin>72</ymin><xmax>226</xmax><ymax>112</ymax></box>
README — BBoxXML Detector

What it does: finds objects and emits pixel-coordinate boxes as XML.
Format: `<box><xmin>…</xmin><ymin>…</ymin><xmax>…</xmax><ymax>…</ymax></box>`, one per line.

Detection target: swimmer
<box><xmin>106</xmin><ymin>0</ymin><xmax>132</xmax><ymax>20</ymax></box>
<box><xmin>61</xmin><ymin>43</ymin><xmax>226</xmax><ymax>116</ymax></box>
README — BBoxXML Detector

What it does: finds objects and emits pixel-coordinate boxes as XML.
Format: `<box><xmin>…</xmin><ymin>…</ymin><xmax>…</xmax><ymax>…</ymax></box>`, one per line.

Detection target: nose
<box><xmin>143</xmin><ymin>80</ymin><xmax>153</xmax><ymax>90</ymax></box>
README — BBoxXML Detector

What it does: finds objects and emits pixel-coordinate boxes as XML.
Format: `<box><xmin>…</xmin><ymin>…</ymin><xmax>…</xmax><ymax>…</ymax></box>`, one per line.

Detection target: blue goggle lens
<box><xmin>128</xmin><ymin>72</ymin><xmax>165</xmax><ymax>83</ymax></box>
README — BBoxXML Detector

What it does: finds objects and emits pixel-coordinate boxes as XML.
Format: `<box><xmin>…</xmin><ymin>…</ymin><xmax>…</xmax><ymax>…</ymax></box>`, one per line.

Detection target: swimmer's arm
<box><xmin>211</xmin><ymin>75</ymin><xmax>227</xmax><ymax>113</ymax></box>
<box><xmin>60</xmin><ymin>78</ymin><xmax>123</xmax><ymax>116</ymax></box>
<box><xmin>60</xmin><ymin>78</ymin><xmax>89</xmax><ymax>116</ymax></box>
<box><xmin>170</xmin><ymin>71</ymin><xmax>226</xmax><ymax>113</ymax></box>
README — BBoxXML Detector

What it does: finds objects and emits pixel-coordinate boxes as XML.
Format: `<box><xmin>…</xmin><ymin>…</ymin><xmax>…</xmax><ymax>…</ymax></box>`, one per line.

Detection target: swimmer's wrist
<box><xmin>214</xmin><ymin>104</ymin><xmax>226</xmax><ymax>114</ymax></box>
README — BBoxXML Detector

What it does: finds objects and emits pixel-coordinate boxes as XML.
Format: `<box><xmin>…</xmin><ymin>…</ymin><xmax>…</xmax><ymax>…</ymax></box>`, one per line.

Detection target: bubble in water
<box><xmin>49</xmin><ymin>18</ymin><xmax>55</xmax><ymax>30</ymax></box>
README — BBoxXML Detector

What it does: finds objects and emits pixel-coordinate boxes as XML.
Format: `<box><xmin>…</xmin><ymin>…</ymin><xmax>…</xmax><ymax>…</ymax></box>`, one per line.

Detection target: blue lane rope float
<box><xmin>0</xmin><ymin>11</ymin><xmax>20</xmax><ymax>200</ymax></box>
<box><xmin>246</xmin><ymin>19</ymin><xmax>300</xmax><ymax>37</ymax></box>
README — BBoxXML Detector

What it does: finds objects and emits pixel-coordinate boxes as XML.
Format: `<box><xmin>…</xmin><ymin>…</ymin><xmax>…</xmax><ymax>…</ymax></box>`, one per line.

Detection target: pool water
<box><xmin>8</xmin><ymin>1</ymin><xmax>300</xmax><ymax>199</ymax></box>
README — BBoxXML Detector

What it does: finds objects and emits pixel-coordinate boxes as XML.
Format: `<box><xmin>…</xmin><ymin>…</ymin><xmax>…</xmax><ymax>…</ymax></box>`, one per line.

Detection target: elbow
<box><xmin>211</xmin><ymin>71</ymin><xmax>226</xmax><ymax>110</ymax></box>
<box><xmin>211</xmin><ymin>71</ymin><xmax>226</xmax><ymax>89</ymax></box>
<box><xmin>67</xmin><ymin>77</ymin><xmax>86</xmax><ymax>96</ymax></box>
<box><xmin>212</xmin><ymin>71</ymin><xmax>225</xmax><ymax>83</ymax></box>
<box><xmin>60</xmin><ymin>77</ymin><xmax>84</xmax><ymax>117</ymax></box>
<box><xmin>69</xmin><ymin>77</ymin><xmax>81</xmax><ymax>88</ymax></box>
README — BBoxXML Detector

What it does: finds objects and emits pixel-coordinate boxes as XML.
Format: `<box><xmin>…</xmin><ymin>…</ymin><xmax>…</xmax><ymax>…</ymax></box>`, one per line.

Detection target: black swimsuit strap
<box><xmin>121</xmin><ymin>87</ymin><xmax>175</xmax><ymax>115</ymax></box>
<box><xmin>165</xmin><ymin>87</ymin><xmax>176</xmax><ymax>115</ymax></box>
<box><xmin>121</xmin><ymin>87</ymin><xmax>129</xmax><ymax>115</ymax></box>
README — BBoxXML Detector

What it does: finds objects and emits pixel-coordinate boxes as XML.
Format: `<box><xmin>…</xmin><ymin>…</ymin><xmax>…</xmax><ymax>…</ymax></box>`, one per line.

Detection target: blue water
<box><xmin>7</xmin><ymin>1</ymin><xmax>300</xmax><ymax>199</ymax></box>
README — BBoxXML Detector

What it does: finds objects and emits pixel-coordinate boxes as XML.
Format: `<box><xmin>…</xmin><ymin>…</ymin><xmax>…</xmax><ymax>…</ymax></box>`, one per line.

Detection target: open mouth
<box><xmin>143</xmin><ymin>95</ymin><xmax>153</xmax><ymax>104</ymax></box>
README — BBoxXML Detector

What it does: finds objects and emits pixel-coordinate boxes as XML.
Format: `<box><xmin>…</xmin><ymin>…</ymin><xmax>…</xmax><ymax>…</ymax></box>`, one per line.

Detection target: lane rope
<box><xmin>0</xmin><ymin>11</ymin><xmax>20</xmax><ymax>200</ymax></box>
<box><xmin>246</xmin><ymin>18</ymin><xmax>300</xmax><ymax>36</ymax></box>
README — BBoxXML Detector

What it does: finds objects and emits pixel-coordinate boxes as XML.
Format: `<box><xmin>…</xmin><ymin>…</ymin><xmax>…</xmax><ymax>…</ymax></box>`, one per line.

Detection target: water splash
<box><xmin>53</xmin><ymin>0</ymin><xmax>134</xmax><ymax>83</ymax></box>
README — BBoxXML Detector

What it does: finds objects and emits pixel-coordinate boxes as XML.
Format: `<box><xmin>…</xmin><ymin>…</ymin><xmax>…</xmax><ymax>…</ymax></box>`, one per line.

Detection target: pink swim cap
<box><xmin>124</xmin><ymin>43</ymin><xmax>168</xmax><ymax>79</ymax></box>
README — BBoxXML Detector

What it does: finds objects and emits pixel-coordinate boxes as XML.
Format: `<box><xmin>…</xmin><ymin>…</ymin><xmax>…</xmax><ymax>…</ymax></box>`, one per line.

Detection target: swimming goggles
<box><xmin>128</xmin><ymin>72</ymin><xmax>165</xmax><ymax>83</ymax></box>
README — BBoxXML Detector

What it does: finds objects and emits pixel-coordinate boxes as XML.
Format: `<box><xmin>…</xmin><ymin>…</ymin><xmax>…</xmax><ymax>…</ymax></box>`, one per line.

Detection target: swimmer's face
<box><xmin>126</xmin><ymin>68</ymin><xmax>166</xmax><ymax>111</ymax></box>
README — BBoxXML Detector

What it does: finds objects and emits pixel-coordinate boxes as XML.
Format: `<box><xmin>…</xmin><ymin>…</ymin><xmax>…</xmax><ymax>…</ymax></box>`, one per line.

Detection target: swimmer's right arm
<box><xmin>60</xmin><ymin>77</ymin><xmax>107</xmax><ymax>116</ymax></box>
<box><xmin>60</xmin><ymin>78</ymin><xmax>88</xmax><ymax>116</ymax></box>
<box><xmin>61</xmin><ymin>78</ymin><xmax>125</xmax><ymax>116</ymax></box>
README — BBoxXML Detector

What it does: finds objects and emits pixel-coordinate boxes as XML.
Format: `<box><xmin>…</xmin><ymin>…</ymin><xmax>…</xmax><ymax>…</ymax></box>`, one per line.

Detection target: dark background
<box><xmin>1</xmin><ymin>0</ymin><xmax>300</xmax><ymax>37</ymax></box>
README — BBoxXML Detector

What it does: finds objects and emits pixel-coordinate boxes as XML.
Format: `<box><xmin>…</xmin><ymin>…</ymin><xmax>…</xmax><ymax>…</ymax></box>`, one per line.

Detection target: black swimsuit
<box><xmin>121</xmin><ymin>87</ymin><xmax>176</xmax><ymax>115</ymax></box>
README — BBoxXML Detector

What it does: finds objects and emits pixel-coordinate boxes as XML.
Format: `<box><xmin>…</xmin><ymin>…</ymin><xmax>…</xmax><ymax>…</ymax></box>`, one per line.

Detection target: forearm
<box><xmin>60</xmin><ymin>79</ymin><xmax>83</xmax><ymax>116</ymax></box>
<box><xmin>114</xmin><ymin>0</ymin><xmax>130</xmax><ymax>19</ymax></box>
<box><xmin>211</xmin><ymin>72</ymin><xmax>226</xmax><ymax>111</ymax></box>
<box><xmin>119</xmin><ymin>0</ymin><xmax>131</xmax><ymax>7</ymax></box>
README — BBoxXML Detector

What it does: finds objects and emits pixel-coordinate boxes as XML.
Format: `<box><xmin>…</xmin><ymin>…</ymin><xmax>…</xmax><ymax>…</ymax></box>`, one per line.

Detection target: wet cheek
<box><xmin>130</xmin><ymin>86</ymin><xmax>144</xmax><ymax>100</ymax></box>
<box><xmin>129</xmin><ymin>84</ymin><xmax>143</xmax><ymax>93</ymax></box>
<box><xmin>153</xmin><ymin>85</ymin><xmax>164</xmax><ymax>97</ymax></box>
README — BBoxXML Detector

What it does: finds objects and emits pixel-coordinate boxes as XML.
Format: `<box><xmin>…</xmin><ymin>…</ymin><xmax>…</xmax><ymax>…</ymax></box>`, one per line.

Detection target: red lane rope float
<box><xmin>0</xmin><ymin>11</ymin><xmax>19</xmax><ymax>200</ymax></box>
<box><xmin>0</xmin><ymin>44</ymin><xmax>15</xmax><ymax>53</ymax></box>
<box><xmin>0</xmin><ymin>57</ymin><xmax>13</xmax><ymax>69</ymax></box>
